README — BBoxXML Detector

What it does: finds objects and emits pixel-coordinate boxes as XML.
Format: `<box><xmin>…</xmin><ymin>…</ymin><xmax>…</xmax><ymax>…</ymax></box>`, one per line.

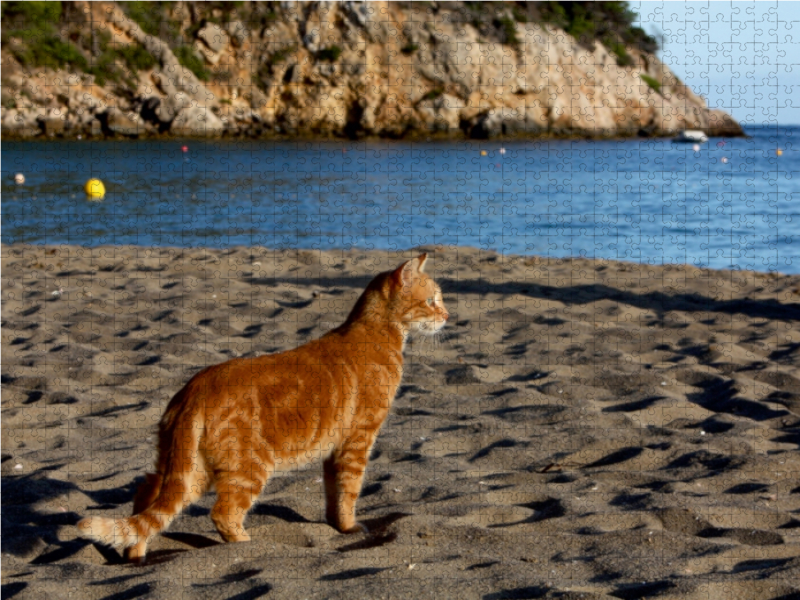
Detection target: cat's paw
<box><xmin>326</xmin><ymin>514</ymin><xmax>368</xmax><ymax>534</ymax></box>
<box><xmin>343</xmin><ymin>522</ymin><xmax>369</xmax><ymax>534</ymax></box>
<box><xmin>124</xmin><ymin>543</ymin><xmax>148</xmax><ymax>564</ymax></box>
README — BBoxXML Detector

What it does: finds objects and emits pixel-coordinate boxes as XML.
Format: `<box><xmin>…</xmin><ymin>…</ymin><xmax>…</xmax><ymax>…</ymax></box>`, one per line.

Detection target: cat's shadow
<box><xmin>249</xmin><ymin>503</ymin><xmax>310</xmax><ymax>523</ymax></box>
<box><xmin>249</xmin><ymin>506</ymin><xmax>411</xmax><ymax>533</ymax></box>
<box><xmin>88</xmin><ymin>504</ymin><xmax>314</xmax><ymax>566</ymax></box>
<box><xmin>2</xmin><ymin>468</ymin><xmax>121</xmax><ymax>562</ymax></box>
<box><xmin>161</xmin><ymin>531</ymin><xmax>220</xmax><ymax>549</ymax></box>
<box><xmin>186</xmin><ymin>501</ymin><xmax>311</xmax><ymax>525</ymax></box>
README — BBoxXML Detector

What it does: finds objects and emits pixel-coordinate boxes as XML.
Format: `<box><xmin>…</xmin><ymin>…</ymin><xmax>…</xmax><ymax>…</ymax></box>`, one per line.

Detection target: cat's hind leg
<box><xmin>210</xmin><ymin>461</ymin><xmax>272</xmax><ymax>543</ymax></box>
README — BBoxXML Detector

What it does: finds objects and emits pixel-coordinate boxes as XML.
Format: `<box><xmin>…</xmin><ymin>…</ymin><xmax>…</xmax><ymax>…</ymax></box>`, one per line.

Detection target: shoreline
<box><xmin>1</xmin><ymin>243</ymin><xmax>794</xmax><ymax>278</ymax></box>
<box><xmin>2</xmin><ymin>126</ymin><xmax>747</xmax><ymax>143</ymax></box>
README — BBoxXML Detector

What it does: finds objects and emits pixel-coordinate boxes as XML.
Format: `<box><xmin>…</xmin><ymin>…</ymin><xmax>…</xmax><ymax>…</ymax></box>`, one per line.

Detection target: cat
<box><xmin>78</xmin><ymin>254</ymin><xmax>448</xmax><ymax>561</ymax></box>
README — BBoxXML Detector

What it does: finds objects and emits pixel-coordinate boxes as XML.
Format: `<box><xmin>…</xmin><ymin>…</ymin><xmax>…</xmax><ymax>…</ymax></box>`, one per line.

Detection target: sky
<box><xmin>632</xmin><ymin>1</ymin><xmax>800</xmax><ymax>125</ymax></box>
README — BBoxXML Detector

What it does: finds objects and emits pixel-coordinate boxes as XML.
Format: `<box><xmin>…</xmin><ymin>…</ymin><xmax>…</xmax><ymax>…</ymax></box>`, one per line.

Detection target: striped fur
<box><xmin>78</xmin><ymin>255</ymin><xmax>448</xmax><ymax>561</ymax></box>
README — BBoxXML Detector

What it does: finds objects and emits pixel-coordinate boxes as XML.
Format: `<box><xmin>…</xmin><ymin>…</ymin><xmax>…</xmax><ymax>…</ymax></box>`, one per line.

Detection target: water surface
<box><xmin>3</xmin><ymin>125</ymin><xmax>798</xmax><ymax>273</ymax></box>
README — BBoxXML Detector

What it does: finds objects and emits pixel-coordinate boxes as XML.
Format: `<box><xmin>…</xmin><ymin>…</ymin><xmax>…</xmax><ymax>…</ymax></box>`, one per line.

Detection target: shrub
<box><xmin>624</xmin><ymin>25</ymin><xmax>659</xmax><ymax>54</ymax></box>
<box><xmin>14</xmin><ymin>34</ymin><xmax>88</xmax><ymax>71</ymax></box>
<box><xmin>566</xmin><ymin>13</ymin><xmax>596</xmax><ymax>46</ymax></box>
<box><xmin>317</xmin><ymin>45</ymin><xmax>342</xmax><ymax>62</ymax></box>
<box><xmin>422</xmin><ymin>88</ymin><xmax>444</xmax><ymax>101</ymax></box>
<box><xmin>538</xmin><ymin>2</ymin><xmax>569</xmax><ymax>30</ymax></box>
<box><xmin>252</xmin><ymin>2</ymin><xmax>280</xmax><ymax>27</ymax></box>
<box><xmin>464</xmin><ymin>1</ymin><xmax>487</xmax><ymax>29</ymax></box>
<box><xmin>494</xmin><ymin>16</ymin><xmax>520</xmax><ymax>48</ymax></box>
<box><xmin>256</xmin><ymin>44</ymin><xmax>297</xmax><ymax>91</ymax></box>
<box><xmin>123</xmin><ymin>1</ymin><xmax>164</xmax><ymax>37</ymax></box>
<box><xmin>2</xmin><ymin>1</ymin><xmax>88</xmax><ymax>71</ymax></box>
<box><xmin>539</xmin><ymin>2</ymin><xmax>659</xmax><ymax>56</ymax></box>
<box><xmin>1</xmin><ymin>1</ymin><xmax>61</xmax><ymax>34</ymax></box>
<box><xmin>81</xmin><ymin>31</ymin><xmax>150</xmax><ymax>89</ymax></box>
<box><xmin>116</xmin><ymin>44</ymin><xmax>157</xmax><ymax>72</ymax></box>
<box><xmin>174</xmin><ymin>45</ymin><xmax>210</xmax><ymax>81</ymax></box>
<box><xmin>640</xmin><ymin>74</ymin><xmax>661</xmax><ymax>94</ymax></box>
<box><xmin>266</xmin><ymin>44</ymin><xmax>297</xmax><ymax>65</ymax></box>
<box><xmin>605</xmin><ymin>39</ymin><xmax>634</xmax><ymax>67</ymax></box>
<box><xmin>87</xmin><ymin>51</ymin><xmax>120</xmax><ymax>87</ymax></box>
<box><xmin>122</xmin><ymin>2</ymin><xmax>181</xmax><ymax>44</ymax></box>
<box><xmin>400</xmin><ymin>42</ymin><xmax>419</xmax><ymax>55</ymax></box>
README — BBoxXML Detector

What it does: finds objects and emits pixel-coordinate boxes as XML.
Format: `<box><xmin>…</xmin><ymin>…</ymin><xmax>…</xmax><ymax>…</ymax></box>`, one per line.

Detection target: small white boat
<box><xmin>673</xmin><ymin>130</ymin><xmax>708</xmax><ymax>143</ymax></box>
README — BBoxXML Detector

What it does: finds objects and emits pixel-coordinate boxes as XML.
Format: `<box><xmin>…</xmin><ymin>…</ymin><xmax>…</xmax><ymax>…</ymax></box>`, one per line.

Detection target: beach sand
<box><xmin>3</xmin><ymin>244</ymin><xmax>800</xmax><ymax>599</ymax></box>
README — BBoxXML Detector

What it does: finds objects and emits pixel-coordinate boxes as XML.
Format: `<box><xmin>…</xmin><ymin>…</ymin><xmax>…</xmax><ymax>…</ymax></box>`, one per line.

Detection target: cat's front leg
<box><xmin>323</xmin><ymin>447</ymin><xmax>370</xmax><ymax>534</ymax></box>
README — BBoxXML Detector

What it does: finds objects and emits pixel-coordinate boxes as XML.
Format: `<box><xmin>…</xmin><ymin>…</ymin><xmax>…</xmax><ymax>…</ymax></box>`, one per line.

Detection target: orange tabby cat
<box><xmin>78</xmin><ymin>254</ymin><xmax>447</xmax><ymax>561</ymax></box>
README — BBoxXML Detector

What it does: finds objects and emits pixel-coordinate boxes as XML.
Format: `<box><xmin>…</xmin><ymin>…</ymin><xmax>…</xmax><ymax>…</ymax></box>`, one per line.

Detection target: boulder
<box><xmin>434</xmin><ymin>94</ymin><xmax>465</xmax><ymax>131</ymax></box>
<box><xmin>99</xmin><ymin>107</ymin><xmax>145</xmax><ymax>137</ymax></box>
<box><xmin>3</xmin><ymin>108</ymin><xmax>41</xmax><ymax>137</ymax></box>
<box><xmin>341</xmin><ymin>1</ymin><xmax>370</xmax><ymax>28</ymax></box>
<box><xmin>170</xmin><ymin>106</ymin><xmax>224</xmax><ymax>137</ymax></box>
<box><xmin>197</xmin><ymin>22</ymin><xmax>229</xmax><ymax>53</ymax></box>
<box><xmin>417</xmin><ymin>93</ymin><xmax>464</xmax><ymax>133</ymax></box>
<box><xmin>226</xmin><ymin>20</ymin><xmax>249</xmax><ymax>47</ymax></box>
<box><xmin>38</xmin><ymin>113</ymin><xmax>66</xmax><ymax>137</ymax></box>
<box><xmin>152</xmin><ymin>90</ymin><xmax>192</xmax><ymax>124</ymax></box>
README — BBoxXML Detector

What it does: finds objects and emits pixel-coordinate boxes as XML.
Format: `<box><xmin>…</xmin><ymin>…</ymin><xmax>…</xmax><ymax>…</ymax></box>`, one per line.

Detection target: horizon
<box><xmin>633</xmin><ymin>1</ymin><xmax>800</xmax><ymax>127</ymax></box>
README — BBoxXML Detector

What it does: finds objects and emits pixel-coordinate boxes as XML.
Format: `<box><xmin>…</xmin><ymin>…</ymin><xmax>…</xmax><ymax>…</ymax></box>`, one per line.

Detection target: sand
<box><xmin>2</xmin><ymin>244</ymin><xmax>800</xmax><ymax>600</ymax></box>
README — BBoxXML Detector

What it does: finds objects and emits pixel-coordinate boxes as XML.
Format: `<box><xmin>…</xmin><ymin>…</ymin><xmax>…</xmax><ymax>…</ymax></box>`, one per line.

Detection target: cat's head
<box><xmin>391</xmin><ymin>254</ymin><xmax>449</xmax><ymax>335</ymax></box>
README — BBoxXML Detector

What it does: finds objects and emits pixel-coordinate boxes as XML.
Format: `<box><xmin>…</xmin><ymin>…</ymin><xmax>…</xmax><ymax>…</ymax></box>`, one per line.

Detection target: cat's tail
<box><xmin>78</xmin><ymin>397</ymin><xmax>205</xmax><ymax>560</ymax></box>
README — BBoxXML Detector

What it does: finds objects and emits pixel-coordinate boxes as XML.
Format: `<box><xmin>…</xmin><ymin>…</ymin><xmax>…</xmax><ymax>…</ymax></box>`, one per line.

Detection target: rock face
<box><xmin>170</xmin><ymin>106</ymin><xmax>224</xmax><ymax>137</ymax></box>
<box><xmin>99</xmin><ymin>107</ymin><xmax>145</xmax><ymax>136</ymax></box>
<box><xmin>1</xmin><ymin>1</ymin><xmax>744</xmax><ymax>140</ymax></box>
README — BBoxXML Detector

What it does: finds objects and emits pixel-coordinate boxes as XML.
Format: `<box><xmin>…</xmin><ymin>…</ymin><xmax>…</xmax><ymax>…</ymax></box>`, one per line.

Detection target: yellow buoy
<box><xmin>480</xmin><ymin>150</ymin><xmax>487</xmax><ymax>156</ymax></box>
<box><xmin>84</xmin><ymin>178</ymin><xmax>105</xmax><ymax>198</ymax></box>
<box><xmin>776</xmin><ymin>149</ymin><xmax>783</xmax><ymax>156</ymax></box>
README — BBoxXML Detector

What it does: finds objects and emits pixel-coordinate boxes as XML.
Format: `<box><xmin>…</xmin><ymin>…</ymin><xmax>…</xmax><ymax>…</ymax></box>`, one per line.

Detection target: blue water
<box><xmin>2</xmin><ymin>125</ymin><xmax>798</xmax><ymax>273</ymax></box>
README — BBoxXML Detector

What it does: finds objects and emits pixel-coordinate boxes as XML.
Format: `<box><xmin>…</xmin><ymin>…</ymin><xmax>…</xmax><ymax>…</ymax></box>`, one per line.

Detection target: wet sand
<box><xmin>3</xmin><ymin>244</ymin><xmax>800</xmax><ymax>599</ymax></box>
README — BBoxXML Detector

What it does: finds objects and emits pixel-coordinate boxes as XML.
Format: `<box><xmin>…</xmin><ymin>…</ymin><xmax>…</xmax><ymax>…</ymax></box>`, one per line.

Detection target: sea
<box><xmin>2</xmin><ymin>125</ymin><xmax>798</xmax><ymax>274</ymax></box>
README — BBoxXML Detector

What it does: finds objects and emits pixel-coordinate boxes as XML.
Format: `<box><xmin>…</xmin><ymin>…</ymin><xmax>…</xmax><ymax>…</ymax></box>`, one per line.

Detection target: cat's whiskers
<box><xmin>413</xmin><ymin>319</ymin><xmax>451</xmax><ymax>355</ymax></box>
<box><xmin>432</xmin><ymin>327</ymin><xmax>452</xmax><ymax>349</ymax></box>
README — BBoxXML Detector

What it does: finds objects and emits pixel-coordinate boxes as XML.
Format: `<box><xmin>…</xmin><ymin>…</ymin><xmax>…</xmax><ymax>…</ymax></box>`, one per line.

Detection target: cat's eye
<box><xmin>426</xmin><ymin>298</ymin><xmax>434</xmax><ymax>306</ymax></box>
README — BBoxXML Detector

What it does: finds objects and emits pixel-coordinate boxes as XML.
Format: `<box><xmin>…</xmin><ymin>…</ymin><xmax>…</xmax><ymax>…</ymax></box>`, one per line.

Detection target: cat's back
<box><xmin>183</xmin><ymin>331</ymin><xmax>355</xmax><ymax>395</ymax></box>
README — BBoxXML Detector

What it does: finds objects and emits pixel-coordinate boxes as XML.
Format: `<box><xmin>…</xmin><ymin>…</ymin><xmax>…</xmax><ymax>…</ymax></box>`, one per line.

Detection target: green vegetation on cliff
<box><xmin>123</xmin><ymin>1</ymin><xmax>181</xmax><ymax>41</ymax></box>
<box><xmin>1</xmin><ymin>0</ymin><xmax>159</xmax><ymax>87</ymax></box>
<box><xmin>1</xmin><ymin>2</ymin><xmax>85</xmax><ymax>70</ymax></box>
<box><xmin>3</xmin><ymin>1</ymin><xmax>658</xmax><ymax>78</ymax></box>
<box><xmin>462</xmin><ymin>1</ymin><xmax>657</xmax><ymax>63</ymax></box>
<box><xmin>173</xmin><ymin>45</ymin><xmax>210</xmax><ymax>81</ymax></box>
<box><xmin>532</xmin><ymin>1</ymin><xmax>657</xmax><ymax>56</ymax></box>
<box><xmin>639</xmin><ymin>74</ymin><xmax>662</xmax><ymax>95</ymax></box>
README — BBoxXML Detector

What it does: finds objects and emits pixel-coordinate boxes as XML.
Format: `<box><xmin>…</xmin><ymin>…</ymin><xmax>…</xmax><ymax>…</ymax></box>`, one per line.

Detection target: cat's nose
<box><xmin>442</xmin><ymin>312</ymin><xmax>450</xmax><ymax>321</ymax></box>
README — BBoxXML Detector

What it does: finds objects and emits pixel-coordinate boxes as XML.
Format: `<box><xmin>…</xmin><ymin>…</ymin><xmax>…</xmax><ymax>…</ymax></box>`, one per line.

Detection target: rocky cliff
<box><xmin>1</xmin><ymin>1</ymin><xmax>744</xmax><ymax>140</ymax></box>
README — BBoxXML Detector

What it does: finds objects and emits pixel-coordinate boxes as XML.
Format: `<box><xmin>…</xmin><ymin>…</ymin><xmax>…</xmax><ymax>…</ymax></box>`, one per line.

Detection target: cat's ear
<box><xmin>394</xmin><ymin>253</ymin><xmax>427</xmax><ymax>286</ymax></box>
